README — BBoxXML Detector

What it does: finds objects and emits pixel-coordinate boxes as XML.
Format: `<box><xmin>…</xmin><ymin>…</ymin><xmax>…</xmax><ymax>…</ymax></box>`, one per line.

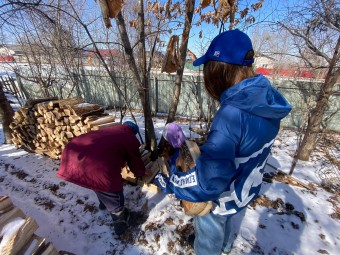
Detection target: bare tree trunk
<box><xmin>167</xmin><ymin>0</ymin><xmax>195</xmax><ymax>123</ymax></box>
<box><xmin>294</xmin><ymin>36</ymin><xmax>340</xmax><ymax>162</ymax></box>
<box><xmin>157</xmin><ymin>0</ymin><xmax>195</xmax><ymax>153</ymax></box>
<box><xmin>137</xmin><ymin>0</ymin><xmax>157</xmax><ymax>157</ymax></box>
<box><xmin>0</xmin><ymin>85</ymin><xmax>14</xmax><ymax>144</ymax></box>
<box><xmin>157</xmin><ymin>0</ymin><xmax>195</xmax><ymax>152</ymax></box>
<box><xmin>116</xmin><ymin>11</ymin><xmax>157</xmax><ymax>155</ymax></box>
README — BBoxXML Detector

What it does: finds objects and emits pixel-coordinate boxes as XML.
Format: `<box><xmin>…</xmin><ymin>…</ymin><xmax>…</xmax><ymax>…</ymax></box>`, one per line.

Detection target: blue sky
<box><xmin>186</xmin><ymin>0</ymin><xmax>295</xmax><ymax>56</ymax></box>
<box><xmin>1</xmin><ymin>0</ymin><xmax>297</xmax><ymax>56</ymax></box>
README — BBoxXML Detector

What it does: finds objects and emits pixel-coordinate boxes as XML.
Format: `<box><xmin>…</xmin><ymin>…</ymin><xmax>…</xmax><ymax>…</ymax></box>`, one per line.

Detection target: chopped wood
<box><xmin>121</xmin><ymin>153</ymin><xmax>166</xmax><ymax>191</ymax></box>
<box><xmin>93</xmin><ymin>121</ymin><xmax>120</xmax><ymax>130</ymax></box>
<box><xmin>158</xmin><ymin>156</ymin><xmax>170</xmax><ymax>176</ymax></box>
<box><xmin>122</xmin><ymin>153</ymin><xmax>169</xmax><ymax>192</ymax></box>
<box><xmin>40</xmin><ymin>243</ymin><xmax>59</xmax><ymax>255</ymax></box>
<box><xmin>138</xmin><ymin>182</ymin><xmax>159</xmax><ymax>193</ymax></box>
<box><xmin>177</xmin><ymin>140</ymin><xmax>213</xmax><ymax>216</ymax></box>
<box><xmin>141</xmin><ymin>151</ymin><xmax>152</xmax><ymax>165</ymax></box>
<box><xmin>2</xmin><ymin>217</ymin><xmax>39</xmax><ymax>255</ymax></box>
<box><xmin>88</xmin><ymin>115</ymin><xmax>116</xmax><ymax>127</ymax></box>
<box><xmin>10</xmin><ymin>96</ymin><xmax>109</xmax><ymax>160</ymax></box>
<box><xmin>18</xmin><ymin>235</ymin><xmax>45</xmax><ymax>255</ymax></box>
<box><xmin>0</xmin><ymin>206</ymin><xmax>26</xmax><ymax>232</ymax></box>
<box><xmin>25</xmin><ymin>97</ymin><xmax>58</xmax><ymax>109</ymax></box>
<box><xmin>48</xmin><ymin>96</ymin><xmax>84</xmax><ymax>108</ymax></box>
<box><xmin>0</xmin><ymin>196</ymin><xmax>60</xmax><ymax>255</ymax></box>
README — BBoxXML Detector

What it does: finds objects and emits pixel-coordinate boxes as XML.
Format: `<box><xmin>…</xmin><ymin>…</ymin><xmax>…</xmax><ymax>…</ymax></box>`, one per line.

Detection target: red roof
<box><xmin>0</xmin><ymin>55</ymin><xmax>14</xmax><ymax>62</ymax></box>
<box><xmin>256</xmin><ymin>68</ymin><xmax>314</xmax><ymax>79</ymax></box>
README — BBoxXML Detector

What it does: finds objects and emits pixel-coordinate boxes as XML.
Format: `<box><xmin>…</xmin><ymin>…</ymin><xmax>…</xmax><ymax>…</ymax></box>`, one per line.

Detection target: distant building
<box><xmin>0</xmin><ymin>46</ymin><xmax>15</xmax><ymax>62</ymax></box>
<box><xmin>85</xmin><ymin>49</ymin><xmax>123</xmax><ymax>67</ymax></box>
<box><xmin>255</xmin><ymin>53</ymin><xmax>315</xmax><ymax>79</ymax></box>
<box><xmin>256</xmin><ymin>67</ymin><xmax>314</xmax><ymax>79</ymax></box>
<box><xmin>186</xmin><ymin>49</ymin><xmax>197</xmax><ymax>62</ymax></box>
<box><xmin>254</xmin><ymin>54</ymin><xmax>276</xmax><ymax>69</ymax></box>
<box><xmin>146</xmin><ymin>50</ymin><xmax>164</xmax><ymax>68</ymax></box>
<box><xmin>184</xmin><ymin>49</ymin><xmax>200</xmax><ymax>71</ymax></box>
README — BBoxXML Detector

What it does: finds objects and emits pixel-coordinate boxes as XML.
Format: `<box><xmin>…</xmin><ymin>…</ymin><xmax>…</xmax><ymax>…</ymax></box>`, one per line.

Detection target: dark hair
<box><xmin>203</xmin><ymin>50</ymin><xmax>255</xmax><ymax>101</ymax></box>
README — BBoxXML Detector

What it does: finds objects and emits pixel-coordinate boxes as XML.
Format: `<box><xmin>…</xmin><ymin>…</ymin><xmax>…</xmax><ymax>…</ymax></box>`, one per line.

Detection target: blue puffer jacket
<box><xmin>168</xmin><ymin>74</ymin><xmax>292</xmax><ymax>216</ymax></box>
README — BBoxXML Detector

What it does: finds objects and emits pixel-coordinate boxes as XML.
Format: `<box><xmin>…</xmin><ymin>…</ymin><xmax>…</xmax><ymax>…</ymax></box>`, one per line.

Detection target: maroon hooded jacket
<box><xmin>57</xmin><ymin>124</ymin><xmax>145</xmax><ymax>192</ymax></box>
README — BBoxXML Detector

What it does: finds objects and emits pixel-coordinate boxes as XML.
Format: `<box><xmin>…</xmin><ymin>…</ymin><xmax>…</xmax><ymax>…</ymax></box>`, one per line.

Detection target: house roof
<box><xmin>256</xmin><ymin>67</ymin><xmax>315</xmax><ymax>79</ymax></box>
<box><xmin>86</xmin><ymin>49</ymin><xmax>121</xmax><ymax>58</ymax></box>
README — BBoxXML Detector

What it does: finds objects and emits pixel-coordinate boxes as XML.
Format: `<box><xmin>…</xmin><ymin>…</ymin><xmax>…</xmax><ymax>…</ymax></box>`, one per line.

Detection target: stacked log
<box><xmin>0</xmin><ymin>196</ymin><xmax>59</xmax><ymax>255</ymax></box>
<box><xmin>9</xmin><ymin>97</ymin><xmax>117</xmax><ymax>160</ymax></box>
<box><xmin>121</xmin><ymin>148</ymin><xmax>169</xmax><ymax>192</ymax></box>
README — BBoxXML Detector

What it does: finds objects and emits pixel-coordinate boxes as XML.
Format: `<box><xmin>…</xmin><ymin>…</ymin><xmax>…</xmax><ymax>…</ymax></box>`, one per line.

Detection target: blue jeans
<box><xmin>194</xmin><ymin>212</ymin><xmax>235</xmax><ymax>255</ymax></box>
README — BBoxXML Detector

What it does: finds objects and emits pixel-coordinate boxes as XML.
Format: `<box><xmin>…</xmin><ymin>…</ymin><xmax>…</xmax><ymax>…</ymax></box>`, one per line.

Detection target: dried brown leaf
<box><xmin>200</xmin><ymin>0</ymin><xmax>211</xmax><ymax>9</ymax></box>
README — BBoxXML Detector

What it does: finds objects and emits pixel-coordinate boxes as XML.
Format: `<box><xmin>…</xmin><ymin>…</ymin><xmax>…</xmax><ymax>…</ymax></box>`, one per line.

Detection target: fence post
<box><xmin>16</xmin><ymin>75</ymin><xmax>30</xmax><ymax>100</ymax></box>
<box><xmin>155</xmin><ymin>77</ymin><xmax>158</xmax><ymax>113</ymax></box>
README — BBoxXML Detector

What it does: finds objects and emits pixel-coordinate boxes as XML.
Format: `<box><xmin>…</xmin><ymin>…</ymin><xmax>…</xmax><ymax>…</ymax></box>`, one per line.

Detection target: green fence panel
<box><xmin>15</xmin><ymin>67</ymin><xmax>340</xmax><ymax>132</ymax></box>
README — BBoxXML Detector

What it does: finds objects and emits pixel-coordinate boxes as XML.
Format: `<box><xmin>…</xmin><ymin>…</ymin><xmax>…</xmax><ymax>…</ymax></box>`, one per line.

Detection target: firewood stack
<box><xmin>9</xmin><ymin>96</ymin><xmax>117</xmax><ymax>160</ymax></box>
<box><xmin>0</xmin><ymin>196</ymin><xmax>59</xmax><ymax>255</ymax></box>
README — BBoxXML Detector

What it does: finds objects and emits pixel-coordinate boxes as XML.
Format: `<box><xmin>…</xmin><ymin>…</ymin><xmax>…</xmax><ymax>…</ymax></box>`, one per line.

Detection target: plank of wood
<box><xmin>70</xmin><ymin>103</ymin><xmax>102</xmax><ymax>117</ymax></box>
<box><xmin>90</xmin><ymin>121</ymin><xmax>119</xmax><ymax>130</ymax></box>
<box><xmin>9</xmin><ymin>217</ymin><xmax>39</xmax><ymax>255</ymax></box>
<box><xmin>137</xmin><ymin>181</ymin><xmax>159</xmax><ymax>192</ymax></box>
<box><xmin>158</xmin><ymin>156</ymin><xmax>170</xmax><ymax>176</ymax></box>
<box><xmin>0</xmin><ymin>206</ymin><xmax>26</xmax><ymax>231</ymax></box>
<box><xmin>121</xmin><ymin>157</ymin><xmax>166</xmax><ymax>187</ymax></box>
<box><xmin>17</xmin><ymin>234</ymin><xmax>45</xmax><ymax>255</ymax></box>
<box><xmin>40</xmin><ymin>242</ymin><xmax>59</xmax><ymax>255</ymax></box>
<box><xmin>0</xmin><ymin>196</ymin><xmax>13</xmax><ymax>213</ymax></box>
<box><xmin>0</xmin><ymin>218</ymin><xmax>38</xmax><ymax>255</ymax></box>
<box><xmin>88</xmin><ymin>115</ymin><xmax>116</xmax><ymax>127</ymax></box>
<box><xmin>185</xmin><ymin>140</ymin><xmax>200</xmax><ymax>163</ymax></box>
<box><xmin>142</xmin><ymin>151</ymin><xmax>152</xmax><ymax>165</ymax></box>
<box><xmin>145</xmin><ymin>158</ymin><xmax>166</xmax><ymax>183</ymax></box>
<box><xmin>48</xmin><ymin>96</ymin><xmax>84</xmax><ymax>108</ymax></box>
<box><xmin>25</xmin><ymin>97</ymin><xmax>58</xmax><ymax>109</ymax></box>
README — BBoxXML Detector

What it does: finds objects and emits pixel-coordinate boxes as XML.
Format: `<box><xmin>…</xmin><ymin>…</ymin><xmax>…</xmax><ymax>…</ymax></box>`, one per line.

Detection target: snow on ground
<box><xmin>0</xmin><ymin>113</ymin><xmax>339</xmax><ymax>255</ymax></box>
<box><xmin>0</xmin><ymin>78</ymin><xmax>339</xmax><ymax>254</ymax></box>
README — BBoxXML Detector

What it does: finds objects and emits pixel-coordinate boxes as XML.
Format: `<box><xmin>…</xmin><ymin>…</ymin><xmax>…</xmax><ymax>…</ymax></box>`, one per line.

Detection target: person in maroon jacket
<box><xmin>57</xmin><ymin>121</ymin><xmax>146</xmax><ymax>236</ymax></box>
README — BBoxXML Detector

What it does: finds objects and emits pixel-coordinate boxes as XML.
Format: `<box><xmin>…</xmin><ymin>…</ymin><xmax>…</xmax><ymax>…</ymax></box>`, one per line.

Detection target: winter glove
<box><xmin>154</xmin><ymin>172</ymin><xmax>174</xmax><ymax>194</ymax></box>
<box><xmin>163</xmin><ymin>123</ymin><xmax>186</xmax><ymax>149</ymax></box>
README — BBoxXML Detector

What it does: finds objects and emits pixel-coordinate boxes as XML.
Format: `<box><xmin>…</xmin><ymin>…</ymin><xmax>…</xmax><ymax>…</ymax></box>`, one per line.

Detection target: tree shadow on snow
<box><xmin>247</xmin><ymin>156</ymin><xmax>306</xmax><ymax>255</ymax></box>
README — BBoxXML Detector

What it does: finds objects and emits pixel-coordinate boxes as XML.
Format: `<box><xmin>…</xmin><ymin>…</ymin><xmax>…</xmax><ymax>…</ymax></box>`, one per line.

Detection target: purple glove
<box><xmin>163</xmin><ymin>123</ymin><xmax>186</xmax><ymax>149</ymax></box>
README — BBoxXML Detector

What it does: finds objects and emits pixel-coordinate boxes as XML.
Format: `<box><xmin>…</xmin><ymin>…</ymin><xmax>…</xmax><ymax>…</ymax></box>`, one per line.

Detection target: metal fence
<box><xmin>5</xmin><ymin>69</ymin><xmax>340</xmax><ymax>132</ymax></box>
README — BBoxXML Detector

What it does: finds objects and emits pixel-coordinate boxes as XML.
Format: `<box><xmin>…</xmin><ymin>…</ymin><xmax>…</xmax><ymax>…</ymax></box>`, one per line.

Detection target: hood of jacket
<box><xmin>220</xmin><ymin>74</ymin><xmax>292</xmax><ymax>119</ymax></box>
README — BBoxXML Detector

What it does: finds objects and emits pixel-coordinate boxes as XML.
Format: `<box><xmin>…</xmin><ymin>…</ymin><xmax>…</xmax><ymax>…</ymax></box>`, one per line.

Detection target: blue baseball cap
<box><xmin>193</xmin><ymin>29</ymin><xmax>254</xmax><ymax>66</ymax></box>
<box><xmin>123</xmin><ymin>121</ymin><xmax>139</xmax><ymax>134</ymax></box>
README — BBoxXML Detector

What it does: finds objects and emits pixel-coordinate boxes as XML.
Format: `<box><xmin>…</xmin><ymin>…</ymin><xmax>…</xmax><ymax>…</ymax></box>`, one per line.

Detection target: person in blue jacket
<box><xmin>154</xmin><ymin>29</ymin><xmax>292</xmax><ymax>255</ymax></box>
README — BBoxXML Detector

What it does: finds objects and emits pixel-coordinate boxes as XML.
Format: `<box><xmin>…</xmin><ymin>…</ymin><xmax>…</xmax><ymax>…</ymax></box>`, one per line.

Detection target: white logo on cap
<box><xmin>213</xmin><ymin>51</ymin><xmax>220</xmax><ymax>57</ymax></box>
